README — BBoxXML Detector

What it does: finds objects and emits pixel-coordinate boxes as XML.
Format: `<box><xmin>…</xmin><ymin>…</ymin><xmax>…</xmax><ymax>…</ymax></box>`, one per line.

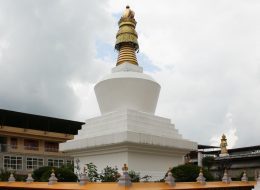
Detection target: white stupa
<box><xmin>60</xmin><ymin>6</ymin><xmax>197</xmax><ymax>180</ymax></box>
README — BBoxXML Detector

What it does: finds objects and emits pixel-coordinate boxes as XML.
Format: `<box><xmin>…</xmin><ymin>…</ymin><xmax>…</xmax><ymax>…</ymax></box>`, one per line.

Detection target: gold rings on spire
<box><xmin>115</xmin><ymin>6</ymin><xmax>139</xmax><ymax>66</ymax></box>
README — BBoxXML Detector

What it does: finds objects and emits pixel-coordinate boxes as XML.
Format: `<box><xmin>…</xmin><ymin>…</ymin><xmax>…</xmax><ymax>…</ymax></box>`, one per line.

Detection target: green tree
<box><xmin>85</xmin><ymin>162</ymin><xmax>99</xmax><ymax>182</ymax></box>
<box><xmin>202</xmin><ymin>156</ymin><xmax>215</xmax><ymax>171</ymax></box>
<box><xmin>0</xmin><ymin>169</ymin><xmax>26</xmax><ymax>182</ymax></box>
<box><xmin>128</xmin><ymin>170</ymin><xmax>140</xmax><ymax>182</ymax></box>
<box><xmin>0</xmin><ymin>169</ymin><xmax>12</xmax><ymax>181</ymax></box>
<box><xmin>100</xmin><ymin>166</ymin><xmax>120</xmax><ymax>182</ymax></box>
<box><xmin>32</xmin><ymin>166</ymin><xmax>52</xmax><ymax>181</ymax></box>
<box><xmin>170</xmin><ymin>164</ymin><xmax>214</xmax><ymax>182</ymax></box>
<box><xmin>56</xmin><ymin>167</ymin><xmax>78</xmax><ymax>182</ymax></box>
<box><xmin>33</xmin><ymin>166</ymin><xmax>77</xmax><ymax>182</ymax></box>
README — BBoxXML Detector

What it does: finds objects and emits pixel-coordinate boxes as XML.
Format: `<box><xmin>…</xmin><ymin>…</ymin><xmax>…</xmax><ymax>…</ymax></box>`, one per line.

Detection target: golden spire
<box><xmin>220</xmin><ymin>134</ymin><xmax>228</xmax><ymax>154</ymax></box>
<box><xmin>115</xmin><ymin>5</ymin><xmax>139</xmax><ymax>66</ymax></box>
<box><xmin>122</xmin><ymin>163</ymin><xmax>128</xmax><ymax>172</ymax></box>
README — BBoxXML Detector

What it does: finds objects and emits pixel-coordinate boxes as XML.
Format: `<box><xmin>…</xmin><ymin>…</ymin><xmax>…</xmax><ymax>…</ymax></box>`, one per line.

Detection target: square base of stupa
<box><xmin>60</xmin><ymin>109</ymin><xmax>197</xmax><ymax>180</ymax></box>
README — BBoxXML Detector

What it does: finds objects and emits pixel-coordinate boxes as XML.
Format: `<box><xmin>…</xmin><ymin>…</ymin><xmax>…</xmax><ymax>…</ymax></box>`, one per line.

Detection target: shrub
<box><xmin>0</xmin><ymin>169</ymin><xmax>12</xmax><ymax>181</ymax></box>
<box><xmin>33</xmin><ymin>166</ymin><xmax>77</xmax><ymax>182</ymax></box>
<box><xmin>0</xmin><ymin>169</ymin><xmax>26</xmax><ymax>182</ymax></box>
<box><xmin>84</xmin><ymin>163</ymin><xmax>140</xmax><ymax>182</ymax></box>
<box><xmin>128</xmin><ymin>170</ymin><xmax>140</xmax><ymax>182</ymax></box>
<box><xmin>170</xmin><ymin>164</ymin><xmax>214</xmax><ymax>182</ymax></box>
<box><xmin>100</xmin><ymin>166</ymin><xmax>120</xmax><ymax>182</ymax></box>
<box><xmin>202</xmin><ymin>156</ymin><xmax>215</xmax><ymax>170</ymax></box>
<box><xmin>32</xmin><ymin>166</ymin><xmax>52</xmax><ymax>181</ymax></box>
<box><xmin>65</xmin><ymin>163</ymin><xmax>74</xmax><ymax>171</ymax></box>
<box><xmin>85</xmin><ymin>162</ymin><xmax>99</xmax><ymax>182</ymax></box>
<box><xmin>15</xmin><ymin>174</ymin><xmax>27</xmax><ymax>182</ymax></box>
<box><xmin>39</xmin><ymin>168</ymin><xmax>53</xmax><ymax>182</ymax></box>
<box><xmin>56</xmin><ymin>167</ymin><xmax>78</xmax><ymax>182</ymax></box>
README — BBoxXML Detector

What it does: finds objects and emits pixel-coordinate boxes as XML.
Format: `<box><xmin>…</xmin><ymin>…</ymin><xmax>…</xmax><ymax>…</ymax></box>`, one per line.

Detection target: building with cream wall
<box><xmin>0</xmin><ymin>109</ymin><xmax>84</xmax><ymax>175</ymax></box>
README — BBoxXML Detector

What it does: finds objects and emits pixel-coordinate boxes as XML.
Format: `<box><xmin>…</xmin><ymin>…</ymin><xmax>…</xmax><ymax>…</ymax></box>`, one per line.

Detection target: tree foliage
<box><xmin>32</xmin><ymin>165</ymin><xmax>77</xmax><ymax>182</ymax></box>
<box><xmin>128</xmin><ymin>170</ymin><xmax>140</xmax><ymax>182</ymax></box>
<box><xmin>85</xmin><ymin>162</ymin><xmax>99</xmax><ymax>182</ymax></box>
<box><xmin>0</xmin><ymin>169</ymin><xmax>12</xmax><ymax>181</ymax></box>
<box><xmin>0</xmin><ymin>169</ymin><xmax>26</xmax><ymax>182</ymax></box>
<box><xmin>100</xmin><ymin>166</ymin><xmax>120</xmax><ymax>182</ymax></box>
<box><xmin>56</xmin><ymin>167</ymin><xmax>78</xmax><ymax>182</ymax></box>
<box><xmin>171</xmin><ymin>164</ymin><xmax>214</xmax><ymax>182</ymax></box>
<box><xmin>32</xmin><ymin>166</ymin><xmax>52</xmax><ymax>181</ymax></box>
<box><xmin>202</xmin><ymin>156</ymin><xmax>215</xmax><ymax>170</ymax></box>
<box><xmin>33</xmin><ymin>162</ymin><xmax>143</xmax><ymax>183</ymax></box>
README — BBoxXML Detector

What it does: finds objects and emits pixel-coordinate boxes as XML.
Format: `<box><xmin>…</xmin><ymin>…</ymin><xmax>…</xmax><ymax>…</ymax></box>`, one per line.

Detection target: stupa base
<box><xmin>60</xmin><ymin>109</ymin><xmax>197</xmax><ymax>180</ymax></box>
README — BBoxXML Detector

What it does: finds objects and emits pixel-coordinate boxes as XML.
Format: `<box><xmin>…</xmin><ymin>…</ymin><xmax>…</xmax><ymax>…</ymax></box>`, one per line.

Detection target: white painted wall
<box><xmin>71</xmin><ymin>147</ymin><xmax>185</xmax><ymax>181</ymax></box>
<box><xmin>94</xmin><ymin>63</ymin><xmax>160</xmax><ymax>114</ymax></box>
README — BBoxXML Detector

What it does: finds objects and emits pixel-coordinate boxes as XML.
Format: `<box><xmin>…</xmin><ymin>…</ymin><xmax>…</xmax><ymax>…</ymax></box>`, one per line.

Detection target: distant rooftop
<box><xmin>0</xmin><ymin>109</ymin><xmax>84</xmax><ymax>135</ymax></box>
<box><xmin>200</xmin><ymin>144</ymin><xmax>260</xmax><ymax>157</ymax></box>
<box><xmin>198</xmin><ymin>144</ymin><xmax>219</xmax><ymax>149</ymax></box>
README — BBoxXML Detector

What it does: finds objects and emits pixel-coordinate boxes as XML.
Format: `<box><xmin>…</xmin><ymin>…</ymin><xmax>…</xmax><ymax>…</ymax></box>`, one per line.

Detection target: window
<box><xmin>26</xmin><ymin>157</ymin><xmax>44</xmax><ymax>170</ymax></box>
<box><xmin>48</xmin><ymin>159</ymin><xmax>64</xmax><ymax>168</ymax></box>
<box><xmin>10</xmin><ymin>138</ymin><xmax>17</xmax><ymax>149</ymax></box>
<box><xmin>24</xmin><ymin>139</ymin><xmax>39</xmax><ymax>150</ymax></box>
<box><xmin>45</xmin><ymin>141</ymin><xmax>59</xmax><ymax>152</ymax></box>
<box><xmin>4</xmin><ymin>156</ymin><xmax>22</xmax><ymax>170</ymax></box>
<box><xmin>66</xmin><ymin>160</ymin><xmax>74</xmax><ymax>166</ymax></box>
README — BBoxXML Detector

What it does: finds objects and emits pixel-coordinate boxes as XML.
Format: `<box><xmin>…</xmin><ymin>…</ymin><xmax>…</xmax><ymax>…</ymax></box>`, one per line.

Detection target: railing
<box><xmin>0</xmin><ymin>144</ymin><xmax>63</xmax><ymax>157</ymax></box>
<box><xmin>10</xmin><ymin>144</ymin><xmax>17</xmax><ymax>149</ymax></box>
<box><xmin>0</xmin><ymin>144</ymin><xmax>39</xmax><ymax>152</ymax></box>
<box><xmin>24</xmin><ymin>145</ymin><xmax>39</xmax><ymax>151</ymax></box>
<box><xmin>45</xmin><ymin>147</ymin><xmax>59</xmax><ymax>152</ymax></box>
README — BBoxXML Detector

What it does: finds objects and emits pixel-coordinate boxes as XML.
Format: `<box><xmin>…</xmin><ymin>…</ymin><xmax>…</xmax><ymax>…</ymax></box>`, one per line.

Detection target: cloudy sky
<box><xmin>0</xmin><ymin>0</ymin><xmax>259</xmax><ymax>148</ymax></box>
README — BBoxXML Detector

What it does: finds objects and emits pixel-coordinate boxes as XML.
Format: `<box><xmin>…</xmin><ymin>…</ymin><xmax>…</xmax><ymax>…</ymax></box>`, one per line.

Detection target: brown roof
<box><xmin>0</xmin><ymin>109</ymin><xmax>84</xmax><ymax>135</ymax></box>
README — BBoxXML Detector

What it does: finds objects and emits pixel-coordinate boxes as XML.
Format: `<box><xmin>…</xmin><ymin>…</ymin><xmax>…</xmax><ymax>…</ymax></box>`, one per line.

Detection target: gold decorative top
<box><xmin>220</xmin><ymin>134</ymin><xmax>228</xmax><ymax>154</ymax></box>
<box><xmin>122</xmin><ymin>5</ymin><xmax>135</xmax><ymax>19</ymax></box>
<box><xmin>122</xmin><ymin>163</ymin><xmax>128</xmax><ymax>172</ymax></box>
<box><xmin>115</xmin><ymin>6</ymin><xmax>139</xmax><ymax>66</ymax></box>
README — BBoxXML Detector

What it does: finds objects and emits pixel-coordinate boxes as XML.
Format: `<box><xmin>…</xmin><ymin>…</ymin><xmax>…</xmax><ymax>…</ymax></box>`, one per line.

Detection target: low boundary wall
<box><xmin>0</xmin><ymin>181</ymin><xmax>256</xmax><ymax>190</ymax></box>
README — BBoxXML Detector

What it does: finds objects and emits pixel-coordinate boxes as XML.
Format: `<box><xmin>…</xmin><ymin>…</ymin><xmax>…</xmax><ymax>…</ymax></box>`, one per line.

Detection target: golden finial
<box><xmin>220</xmin><ymin>134</ymin><xmax>228</xmax><ymax>155</ymax></box>
<box><xmin>122</xmin><ymin>163</ymin><xmax>128</xmax><ymax>172</ymax></box>
<box><xmin>52</xmin><ymin>168</ymin><xmax>55</xmax><ymax>173</ymax></box>
<box><xmin>123</xmin><ymin>5</ymin><xmax>135</xmax><ymax>19</ymax></box>
<box><xmin>115</xmin><ymin>5</ymin><xmax>139</xmax><ymax>66</ymax></box>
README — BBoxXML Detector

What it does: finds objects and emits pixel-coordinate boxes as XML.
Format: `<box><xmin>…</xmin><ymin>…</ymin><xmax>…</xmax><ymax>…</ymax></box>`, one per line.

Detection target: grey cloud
<box><xmin>0</xmin><ymin>0</ymin><xmax>259</xmax><ymax>148</ymax></box>
<box><xmin>0</xmin><ymin>0</ymin><xmax>114</xmax><ymax>119</ymax></box>
<box><xmin>125</xmin><ymin>0</ymin><xmax>260</xmax><ymax>147</ymax></box>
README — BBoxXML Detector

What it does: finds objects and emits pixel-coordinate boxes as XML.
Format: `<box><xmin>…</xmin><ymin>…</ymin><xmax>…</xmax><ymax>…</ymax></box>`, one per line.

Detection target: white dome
<box><xmin>94</xmin><ymin>63</ymin><xmax>160</xmax><ymax>114</ymax></box>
